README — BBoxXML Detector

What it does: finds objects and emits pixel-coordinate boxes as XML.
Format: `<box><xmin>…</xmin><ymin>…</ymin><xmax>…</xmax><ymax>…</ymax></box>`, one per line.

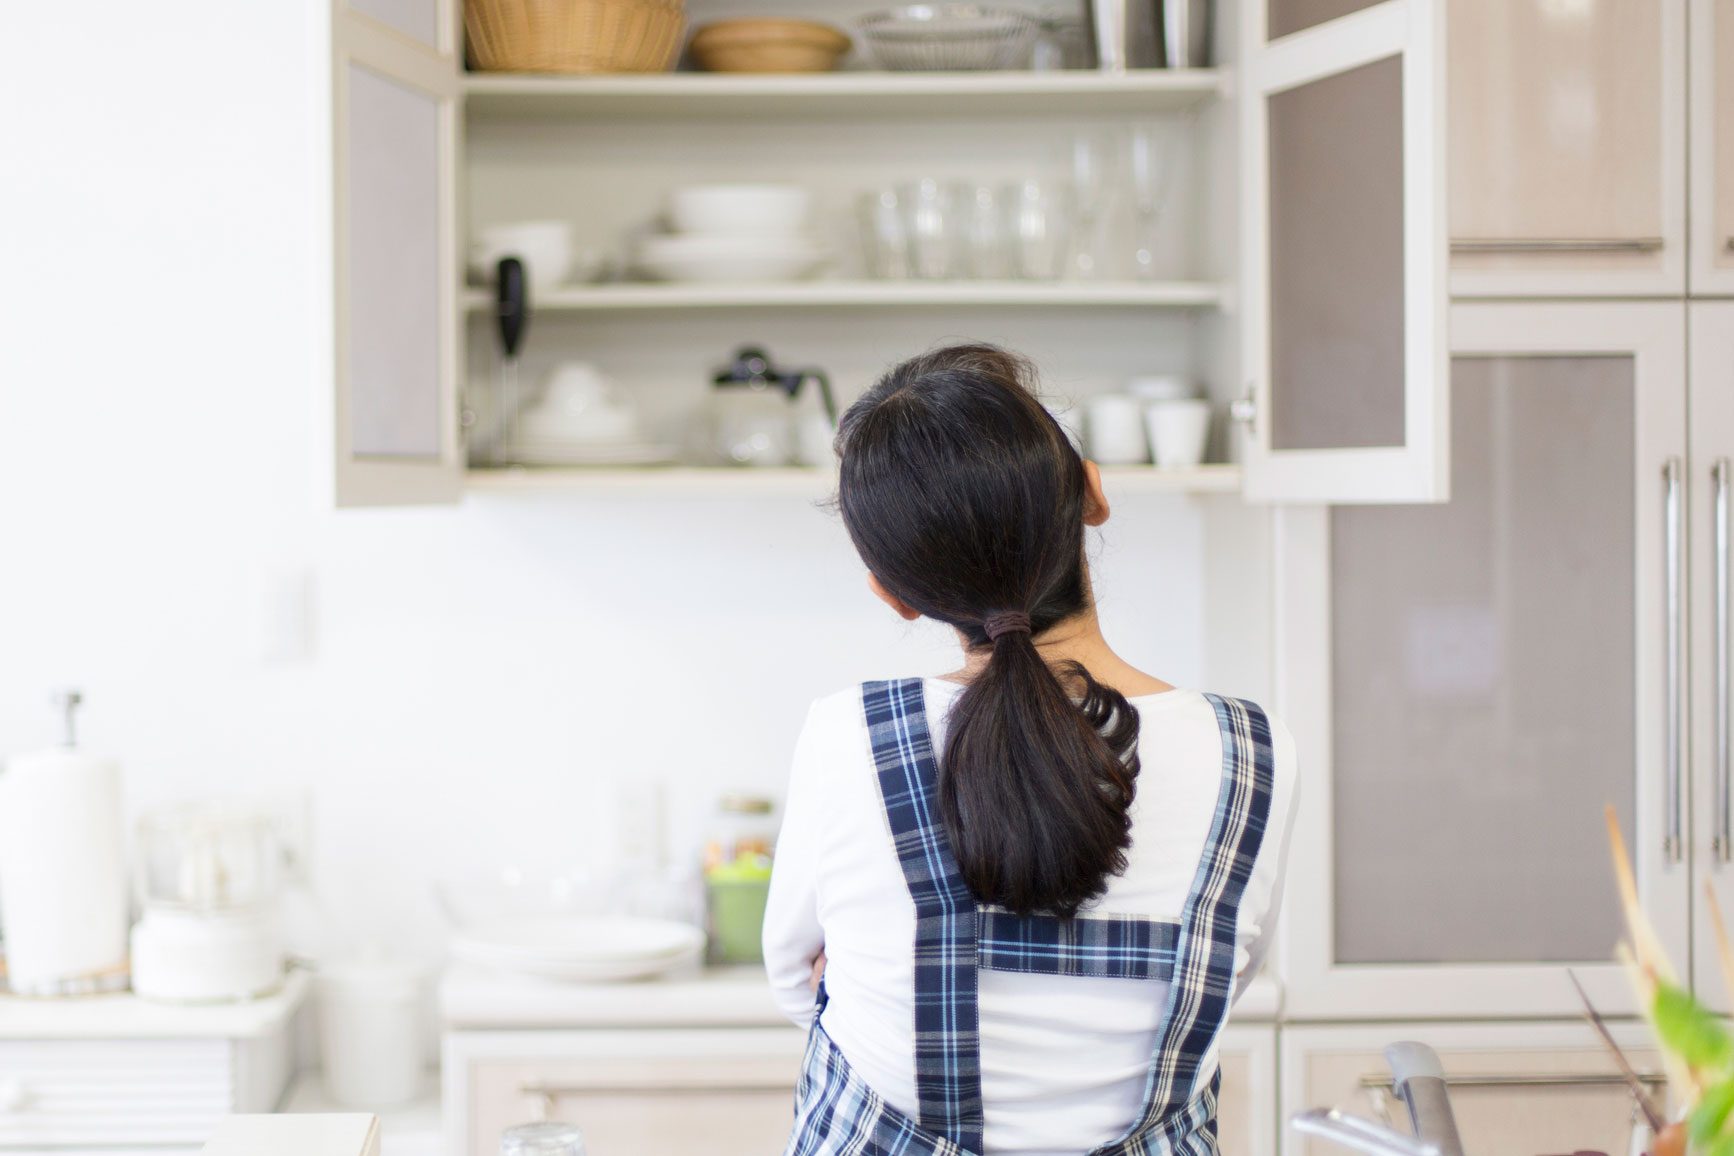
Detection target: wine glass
<box><xmin>1129</xmin><ymin>124</ymin><xmax>1175</xmax><ymax>281</ymax></box>
<box><xmin>1069</xmin><ymin>135</ymin><xmax>1111</xmax><ymax>280</ymax></box>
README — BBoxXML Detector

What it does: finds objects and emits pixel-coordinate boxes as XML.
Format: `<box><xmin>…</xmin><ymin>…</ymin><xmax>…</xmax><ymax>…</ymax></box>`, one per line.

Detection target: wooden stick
<box><xmin>1569</xmin><ymin>969</ymin><xmax>1666</xmax><ymax>1132</ymax></box>
<box><xmin>1706</xmin><ymin>879</ymin><xmax>1734</xmax><ymax>1007</ymax></box>
<box><xmin>1607</xmin><ymin>805</ymin><xmax>1677</xmax><ymax>982</ymax></box>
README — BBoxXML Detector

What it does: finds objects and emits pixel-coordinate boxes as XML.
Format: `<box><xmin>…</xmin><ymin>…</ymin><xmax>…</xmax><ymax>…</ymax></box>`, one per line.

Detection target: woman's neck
<box><xmin>942</xmin><ymin>608</ymin><xmax>1175</xmax><ymax>698</ymax></box>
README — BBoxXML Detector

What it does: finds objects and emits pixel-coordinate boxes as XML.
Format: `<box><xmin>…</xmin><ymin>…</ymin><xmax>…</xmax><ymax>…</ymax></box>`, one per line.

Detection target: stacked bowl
<box><xmin>637</xmin><ymin>184</ymin><xmax>829</xmax><ymax>283</ymax></box>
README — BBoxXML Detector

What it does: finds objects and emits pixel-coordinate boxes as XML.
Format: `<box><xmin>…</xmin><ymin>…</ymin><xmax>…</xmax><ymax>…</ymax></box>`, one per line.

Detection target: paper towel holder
<box><xmin>51</xmin><ymin>689</ymin><xmax>82</xmax><ymax>748</ymax></box>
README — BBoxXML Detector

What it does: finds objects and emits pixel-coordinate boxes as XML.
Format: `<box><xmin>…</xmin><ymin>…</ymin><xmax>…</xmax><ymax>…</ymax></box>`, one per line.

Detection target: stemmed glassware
<box><xmin>1068</xmin><ymin>134</ymin><xmax>1111</xmax><ymax>280</ymax></box>
<box><xmin>1129</xmin><ymin>125</ymin><xmax>1175</xmax><ymax>282</ymax></box>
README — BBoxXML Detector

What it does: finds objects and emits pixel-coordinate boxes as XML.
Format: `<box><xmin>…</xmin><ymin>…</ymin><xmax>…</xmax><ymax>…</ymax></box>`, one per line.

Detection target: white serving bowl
<box><xmin>668</xmin><ymin>184</ymin><xmax>811</xmax><ymax>238</ymax></box>
<box><xmin>467</xmin><ymin>220</ymin><xmax>577</xmax><ymax>292</ymax></box>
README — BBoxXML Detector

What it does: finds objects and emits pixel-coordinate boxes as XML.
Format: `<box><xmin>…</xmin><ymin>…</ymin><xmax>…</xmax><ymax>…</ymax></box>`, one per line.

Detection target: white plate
<box><xmin>509</xmin><ymin>440</ymin><xmax>681</xmax><ymax>467</ymax></box>
<box><xmin>452</xmin><ymin>916</ymin><xmax>707</xmax><ymax>966</ymax></box>
<box><xmin>460</xmin><ymin>942</ymin><xmax>705</xmax><ymax>984</ymax></box>
<box><xmin>636</xmin><ymin>250</ymin><xmax>830</xmax><ymax>284</ymax></box>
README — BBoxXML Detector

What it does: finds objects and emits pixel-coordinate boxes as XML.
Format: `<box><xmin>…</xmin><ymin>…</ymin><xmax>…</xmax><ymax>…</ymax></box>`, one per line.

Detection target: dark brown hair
<box><xmin>834</xmin><ymin>344</ymin><xmax>1140</xmax><ymax>917</ymax></box>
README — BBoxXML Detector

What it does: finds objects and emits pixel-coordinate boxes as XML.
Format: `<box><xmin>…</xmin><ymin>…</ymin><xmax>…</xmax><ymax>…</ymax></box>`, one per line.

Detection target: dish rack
<box><xmin>858</xmin><ymin>4</ymin><xmax>1036</xmax><ymax>71</ymax></box>
<box><xmin>465</xmin><ymin>0</ymin><xmax>684</xmax><ymax>73</ymax></box>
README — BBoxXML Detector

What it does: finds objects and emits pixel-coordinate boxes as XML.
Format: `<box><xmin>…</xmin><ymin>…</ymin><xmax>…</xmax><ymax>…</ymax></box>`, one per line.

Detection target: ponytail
<box><xmin>834</xmin><ymin>344</ymin><xmax>1142</xmax><ymax>918</ymax></box>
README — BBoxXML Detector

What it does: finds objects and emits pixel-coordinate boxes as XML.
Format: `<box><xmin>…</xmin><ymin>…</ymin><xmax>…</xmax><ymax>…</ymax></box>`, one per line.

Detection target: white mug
<box><xmin>1145</xmin><ymin>398</ymin><xmax>1212</xmax><ymax>469</ymax></box>
<box><xmin>1085</xmin><ymin>394</ymin><xmax>1150</xmax><ymax>465</ymax></box>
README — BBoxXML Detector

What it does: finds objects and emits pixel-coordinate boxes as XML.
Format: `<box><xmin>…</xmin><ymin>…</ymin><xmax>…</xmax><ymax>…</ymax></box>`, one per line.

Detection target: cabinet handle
<box><xmin>1667</xmin><ymin>457</ymin><xmax>1686</xmax><ymax>864</ymax></box>
<box><xmin>1724</xmin><ymin>237</ymin><xmax>1734</xmax><ymax>252</ymax></box>
<box><xmin>1717</xmin><ymin>459</ymin><xmax>1732</xmax><ymax>863</ymax></box>
<box><xmin>521</xmin><ymin>1081</ymin><xmax>790</xmax><ymax>1098</ymax></box>
<box><xmin>1450</xmin><ymin>237</ymin><xmax>1665</xmax><ymax>254</ymax></box>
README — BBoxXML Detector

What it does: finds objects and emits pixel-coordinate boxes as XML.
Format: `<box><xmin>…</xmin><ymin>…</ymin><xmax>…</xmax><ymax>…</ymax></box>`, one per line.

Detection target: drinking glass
<box><xmin>956</xmin><ymin>183</ymin><xmax>1009</xmax><ymax>279</ymax></box>
<box><xmin>1129</xmin><ymin>125</ymin><xmax>1175</xmax><ymax>281</ymax></box>
<box><xmin>857</xmin><ymin>189</ymin><xmax>910</xmax><ymax>279</ymax></box>
<box><xmin>1069</xmin><ymin>135</ymin><xmax>1112</xmax><ymax>279</ymax></box>
<box><xmin>1005</xmin><ymin>178</ymin><xmax>1071</xmax><ymax>281</ymax></box>
<box><xmin>900</xmin><ymin>178</ymin><xmax>956</xmax><ymax>280</ymax></box>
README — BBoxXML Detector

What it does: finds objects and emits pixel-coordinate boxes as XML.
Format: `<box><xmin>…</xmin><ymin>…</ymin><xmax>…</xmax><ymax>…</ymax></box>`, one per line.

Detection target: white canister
<box><xmin>1145</xmin><ymin>398</ymin><xmax>1213</xmax><ymax>469</ymax></box>
<box><xmin>1084</xmin><ymin>394</ymin><xmax>1150</xmax><ymax>465</ymax></box>
<box><xmin>0</xmin><ymin>747</ymin><xmax>130</xmax><ymax>995</ymax></box>
<box><xmin>1126</xmin><ymin>374</ymin><xmax>1198</xmax><ymax>404</ymax></box>
<box><xmin>316</xmin><ymin>955</ymin><xmax>426</xmax><ymax>1108</ymax></box>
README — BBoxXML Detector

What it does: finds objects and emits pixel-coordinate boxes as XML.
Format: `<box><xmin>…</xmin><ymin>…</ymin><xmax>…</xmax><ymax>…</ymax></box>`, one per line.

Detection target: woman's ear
<box><xmin>868</xmin><ymin>573</ymin><xmax>923</xmax><ymax>621</ymax></box>
<box><xmin>1082</xmin><ymin>460</ymin><xmax>1111</xmax><ymax>527</ymax></box>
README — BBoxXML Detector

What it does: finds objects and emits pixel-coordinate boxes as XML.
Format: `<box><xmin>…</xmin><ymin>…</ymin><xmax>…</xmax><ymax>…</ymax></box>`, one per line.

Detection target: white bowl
<box><xmin>669</xmin><ymin>184</ymin><xmax>811</xmax><ymax>238</ymax></box>
<box><xmin>467</xmin><ymin>220</ymin><xmax>576</xmax><ymax>292</ymax></box>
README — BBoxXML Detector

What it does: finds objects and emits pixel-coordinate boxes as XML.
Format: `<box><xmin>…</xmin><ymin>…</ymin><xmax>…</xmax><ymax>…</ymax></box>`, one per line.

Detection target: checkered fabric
<box><xmin>782</xmin><ymin>681</ymin><xmax>1272</xmax><ymax>1156</ymax></box>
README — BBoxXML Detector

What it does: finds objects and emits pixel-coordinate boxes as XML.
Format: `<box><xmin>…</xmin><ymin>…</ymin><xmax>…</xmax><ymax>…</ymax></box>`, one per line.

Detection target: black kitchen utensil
<box><xmin>494</xmin><ymin>257</ymin><xmax>529</xmax><ymax>465</ymax></box>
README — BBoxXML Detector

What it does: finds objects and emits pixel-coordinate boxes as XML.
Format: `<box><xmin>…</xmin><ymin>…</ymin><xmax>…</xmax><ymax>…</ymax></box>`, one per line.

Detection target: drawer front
<box><xmin>1283</xmin><ymin>1024</ymin><xmax>1662</xmax><ymax>1156</ymax></box>
<box><xmin>0</xmin><ymin>1038</ymin><xmax>234</xmax><ymax>1147</ymax></box>
<box><xmin>462</xmin><ymin>1029</ymin><xmax>804</xmax><ymax>1156</ymax></box>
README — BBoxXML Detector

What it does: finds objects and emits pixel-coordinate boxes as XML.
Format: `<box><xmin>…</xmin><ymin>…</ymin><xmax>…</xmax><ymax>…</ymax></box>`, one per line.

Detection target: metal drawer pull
<box><xmin>1717</xmin><ymin>459</ymin><xmax>1732</xmax><ymax>863</ymax></box>
<box><xmin>1667</xmin><ymin>456</ymin><xmax>1685</xmax><ymax>864</ymax></box>
<box><xmin>1360</xmin><ymin>1073</ymin><xmax>1667</xmax><ymax>1091</ymax></box>
<box><xmin>523</xmin><ymin>1081</ymin><xmax>789</xmax><ymax>1098</ymax></box>
<box><xmin>1725</xmin><ymin>237</ymin><xmax>1734</xmax><ymax>252</ymax></box>
<box><xmin>1450</xmin><ymin>237</ymin><xmax>1665</xmax><ymax>254</ymax></box>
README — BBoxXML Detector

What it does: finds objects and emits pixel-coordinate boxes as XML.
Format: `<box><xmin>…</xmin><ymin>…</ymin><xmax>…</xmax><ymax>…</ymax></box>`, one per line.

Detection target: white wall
<box><xmin>0</xmin><ymin>1</ymin><xmax>1244</xmax><ymax>963</ymax></box>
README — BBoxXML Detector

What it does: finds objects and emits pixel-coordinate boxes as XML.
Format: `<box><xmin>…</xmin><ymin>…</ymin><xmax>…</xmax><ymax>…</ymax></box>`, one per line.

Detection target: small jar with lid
<box><xmin>501</xmin><ymin>1122</ymin><xmax>586</xmax><ymax>1156</ymax></box>
<box><xmin>703</xmin><ymin>795</ymin><xmax>777</xmax><ymax>965</ymax></box>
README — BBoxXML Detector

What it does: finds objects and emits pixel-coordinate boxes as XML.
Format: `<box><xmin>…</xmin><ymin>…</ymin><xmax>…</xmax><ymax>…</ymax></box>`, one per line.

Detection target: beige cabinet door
<box><xmin>1281</xmin><ymin>1022</ymin><xmax>1664</xmax><ymax>1156</ymax></box>
<box><xmin>1692</xmin><ymin>0</ymin><xmax>1734</xmax><ymax>294</ymax></box>
<box><xmin>450</xmin><ymin>1028</ymin><xmax>805</xmax><ymax>1156</ymax></box>
<box><xmin>1449</xmin><ymin>0</ymin><xmax>1686</xmax><ymax>297</ymax></box>
<box><xmin>330</xmin><ymin>0</ymin><xmax>464</xmax><ymax>507</ymax></box>
<box><xmin>1218</xmin><ymin>1024</ymin><xmax>1279</xmax><ymax>1156</ymax></box>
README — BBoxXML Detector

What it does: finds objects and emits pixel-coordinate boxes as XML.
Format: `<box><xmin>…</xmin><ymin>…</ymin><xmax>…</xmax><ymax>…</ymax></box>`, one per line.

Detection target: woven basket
<box><xmin>466</xmin><ymin>0</ymin><xmax>685</xmax><ymax>74</ymax></box>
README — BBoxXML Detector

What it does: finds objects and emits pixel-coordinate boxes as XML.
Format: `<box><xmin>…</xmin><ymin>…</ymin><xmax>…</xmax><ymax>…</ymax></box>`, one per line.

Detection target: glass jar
<box><xmin>134</xmin><ymin>803</ymin><xmax>283</xmax><ymax>912</ymax></box>
<box><xmin>500</xmin><ymin>1122</ymin><xmax>586</xmax><ymax>1156</ymax></box>
<box><xmin>704</xmin><ymin>795</ymin><xmax>777</xmax><ymax>965</ymax></box>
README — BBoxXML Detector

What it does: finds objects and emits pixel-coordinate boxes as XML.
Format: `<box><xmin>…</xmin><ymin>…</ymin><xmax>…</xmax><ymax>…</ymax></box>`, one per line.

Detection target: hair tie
<box><xmin>983</xmin><ymin>611</ymin><xmax>1033</xmax><ymax>641</ymax></box>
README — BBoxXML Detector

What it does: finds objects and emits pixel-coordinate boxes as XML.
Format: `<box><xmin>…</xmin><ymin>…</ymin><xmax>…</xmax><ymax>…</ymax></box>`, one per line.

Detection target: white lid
<box><xmin>1126</xmin><ymin>375</ymin><xmax>1198</xmax><ymax>401</ymax></box>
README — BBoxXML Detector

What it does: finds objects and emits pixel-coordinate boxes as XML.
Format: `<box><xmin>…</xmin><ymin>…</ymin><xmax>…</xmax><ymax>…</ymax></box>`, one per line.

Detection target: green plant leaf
<box><xmin>1702</xmin><ymin>1129</ymin><xmax>1734</xmax><ymax>1156</ymax></box>
<box><xmin>1692</xmin><ymin>1078</ymin><xmax>1734</xmax><ymax>1144</ymax></box>
<box><xmin>1654</xmin><ymin>981</ymin><xmax>1734</xmax><ymax>1071</ymax></box>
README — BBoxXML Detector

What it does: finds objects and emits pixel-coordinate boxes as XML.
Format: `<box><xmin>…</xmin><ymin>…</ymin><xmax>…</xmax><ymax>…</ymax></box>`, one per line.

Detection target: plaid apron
<box><xmin>783</xmin><ymin>679</ymin><xmax>1274</xmax><ymax>1156</ymax></box>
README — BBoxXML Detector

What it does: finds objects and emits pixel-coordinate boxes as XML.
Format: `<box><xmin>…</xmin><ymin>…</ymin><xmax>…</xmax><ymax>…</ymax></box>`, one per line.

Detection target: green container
<box><xmin>707</xmin><ymin>861</ymin><xmax>772</xmax><ymax>965</ymax></box>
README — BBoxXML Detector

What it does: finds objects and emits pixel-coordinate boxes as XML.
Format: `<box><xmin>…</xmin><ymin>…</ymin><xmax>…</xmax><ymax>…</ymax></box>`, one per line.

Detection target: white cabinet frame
<box><xmin>1239</xmin><ymin>0</ymin><xmax>1449</xmax><ymax>504</ymax></box>
<box><xmin>1691</xmin><ymin>0</ymin><xmax>1734</xmax><ymax>296</ymax></box>
<box><xmin>1693</xmin><ymin>301</ymin><xmax>1734</xmax><ymax>1007</ymax></box>
<box><xmin>1276</xmin><ymin>302</ymin><xmax>1690</xmax><ymax>1020</ymax></box>
<box><xmin>330</xmin><ymin>0</ymin><xmax>464</xmax><ymax>507</ymax></box>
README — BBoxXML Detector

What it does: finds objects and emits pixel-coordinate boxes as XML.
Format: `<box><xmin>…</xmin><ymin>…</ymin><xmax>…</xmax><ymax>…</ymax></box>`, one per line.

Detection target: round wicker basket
<box><xmin>466</xmin><ymin>0</ymin><xmax>685</xmax><ymax>74</ymax></box>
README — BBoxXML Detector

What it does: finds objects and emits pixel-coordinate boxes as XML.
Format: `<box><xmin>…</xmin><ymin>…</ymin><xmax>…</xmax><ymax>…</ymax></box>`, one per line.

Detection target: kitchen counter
<box><xmin>0</xmin><ymin>968</ymin><xmax>308</xmax><ymax>1039</ymax></box>
<box><xmin>439</xmin><ymin>965</ymin><xmax>1282</xmax><ymax>1028</ymax></box>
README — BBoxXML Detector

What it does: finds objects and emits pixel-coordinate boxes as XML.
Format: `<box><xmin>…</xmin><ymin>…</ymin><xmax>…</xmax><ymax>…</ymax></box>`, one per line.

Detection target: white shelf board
<box><xmin>461</xmin><ymin>280</ymin><xmax>1224</xmax><ymax>313</ymax></box>
<box><xmin>464</xmin><ymin>463</ymin><xmax>1241</xmax><ymax>496</ymax></box>
<box><xmin>463</xmin><ymin>69</ymin><xmax>1224</xmax><ymax>121</ymax></box>
<box><xmin>0</xmin><ymin>969</ymin><xmax>309</xmax><ymax>1040</ymax></box>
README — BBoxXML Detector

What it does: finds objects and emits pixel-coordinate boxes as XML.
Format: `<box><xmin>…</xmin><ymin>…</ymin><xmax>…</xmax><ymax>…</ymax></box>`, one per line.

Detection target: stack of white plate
<box><xmin>637</xmin><ymin>184</ymin><xmax>830</xmax><ymax>283</ymax></box>
<box><xmin>449</xmin><ymin>916</ymin><xmax>706</xmax><ymax>983</ymax></box>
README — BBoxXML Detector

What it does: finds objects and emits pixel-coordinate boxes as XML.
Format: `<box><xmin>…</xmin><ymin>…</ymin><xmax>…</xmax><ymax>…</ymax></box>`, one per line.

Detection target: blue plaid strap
<box><xmin>862</xmin><ymin>679</ymin><xmax>985</xmax><ymax>1154</ymax></box>
<box><xmin>1094</xmin><ymin>694</ymin><xmax>1274</xmax><ymax>1156</ymax></box>
<box><xmin>977</xmin><ymin>911</ymin><xmax>1179</xmax><ymax>981</ymax></box>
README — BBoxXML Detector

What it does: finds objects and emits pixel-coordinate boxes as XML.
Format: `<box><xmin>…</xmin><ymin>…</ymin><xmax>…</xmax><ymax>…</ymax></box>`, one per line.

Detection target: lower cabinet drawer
<box><xmin>450</xmin><ymin>1028</ymin><xmax>806</xmax><ymax>1156</ymax></box>
<box><xmin>1281</xmin><ymin>1022</ymin><xmax>1663</xmax><ymax>1156</ymax></box>
<box><xmin>1218</xmin><ymin>1025</ymin><xmax>1279</xmax><ymax>1156</ymax></box>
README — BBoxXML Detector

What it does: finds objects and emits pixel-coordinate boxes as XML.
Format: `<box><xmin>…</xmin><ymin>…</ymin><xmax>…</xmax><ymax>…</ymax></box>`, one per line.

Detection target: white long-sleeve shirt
<box><xmin>763</xmin><ymin>679</ymin><xmax>1299</xmax><ymax>1156</ymax></box>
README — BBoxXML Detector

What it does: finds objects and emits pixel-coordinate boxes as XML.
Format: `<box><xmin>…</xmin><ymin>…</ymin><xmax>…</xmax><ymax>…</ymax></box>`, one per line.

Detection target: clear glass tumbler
<box><xmin>900</xmin><ymin>178</ymin><xmax>956</xmax><ymax>280</ymax></box>
<box><xmin>857</xmin><ymin>188</ymin><xmax>909</xmax><ymax>279</ymax></box>
<box><xmin>1006</xmin><ymin>178</ymin><xmax>1071</xmax><ymax>281</ymax></box>
<box><xmin>501</xmin><ymin>1122</ymin><xmax>586</xmax><ymax>1156</ymax></box>
<box><xmin>956</xmin><ymin>184</ymin><xmax>1009</xmax><ymax>279</ymax></box>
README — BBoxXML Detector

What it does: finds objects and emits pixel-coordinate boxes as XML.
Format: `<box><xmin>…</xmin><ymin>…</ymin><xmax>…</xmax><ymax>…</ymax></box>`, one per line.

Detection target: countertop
<box><xmin>0</xmin><ymin>968</ymin><xmax>308</xmax><ymax>1039</ymax></box>
<box><xmin>440</xmin><ymin>965</ymin><xmax>1282</xmax><ymax>1029</ymax></box>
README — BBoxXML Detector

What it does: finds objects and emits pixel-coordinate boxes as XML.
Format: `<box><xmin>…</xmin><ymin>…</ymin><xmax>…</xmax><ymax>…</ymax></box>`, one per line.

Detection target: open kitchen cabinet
<box><xmin>328</xmin><ymin>0</ymin><xmax>1451</xmax><ymax>509</ymax></box>
<box><xmin>1275</xmin><ymin>301</ymin><xmax>1692</xmax><ymax>1021</ymax></box>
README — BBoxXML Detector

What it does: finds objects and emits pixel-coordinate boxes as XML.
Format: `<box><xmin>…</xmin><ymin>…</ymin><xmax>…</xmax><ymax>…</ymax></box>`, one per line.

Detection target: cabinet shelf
<box><xmin>461</xmin><ymin>280</ymin><xmax>1224</xmax><ymax>313</ymax></box>
<box><xmin>462</xmin><ymin>69</ymin><xmax>1224</xmax><ymax>121</ymax></box>
<box><xmin>465</xmin><ymin>464</ymin><xmax>1242</xmax><ymax>496</ymax></box>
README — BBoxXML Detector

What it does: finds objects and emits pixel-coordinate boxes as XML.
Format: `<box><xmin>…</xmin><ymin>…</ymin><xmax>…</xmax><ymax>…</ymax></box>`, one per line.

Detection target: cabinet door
<box><xmin>1278</xmin><ymin>302</ymin><xmax>1690</xmax><ymax>1020</ymax></box>
<box><xmin>1449</xmin><ymin>0</ymin><xmax>1686</xmax><ymax>298</ymax></box>
<box><xmin>1240</xmin><ymin>0</ymin><xmax>1449</xmax><ymax>503</ymax></box>
<box><xmin>1694</xmin><ymin>302</ymin><xmax>1734</xmax><ymax>1009</ymax></box>
<box><xmin>1217</xmin><ymin>1025</ymin><xmax>1279</xmax><ymax>1156</ymax></box>
<box><xmin>331</xmin><ymin>0</ymin><xmax>463</xmax><ymax>507</ymax></box>
<box><xmin>1280</xmin><ymin>1022</ymin><xmax>1664</xmax><ymax>1156</ymax></box>
<box><xmin>1692</xmin><ymin>0</ymin><xmax>1734</xmax><ymax>295</ymax></box>
<box><xmin>448</xmin><ymin>1028</ymin><xmax>805</xmax><ymax>1156</ymax></box>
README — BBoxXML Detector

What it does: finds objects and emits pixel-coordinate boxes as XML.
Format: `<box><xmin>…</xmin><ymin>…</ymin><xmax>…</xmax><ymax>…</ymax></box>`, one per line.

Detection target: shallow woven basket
<box><xmin>467</xmin><ymin>0</ymin><xmax>685</xmax><ymax>73</ymax></box>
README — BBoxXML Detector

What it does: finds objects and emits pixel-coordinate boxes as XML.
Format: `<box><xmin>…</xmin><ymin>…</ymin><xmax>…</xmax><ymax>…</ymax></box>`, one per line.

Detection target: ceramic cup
<box><xmin>1145</xmin><ymin>398</ymin><xmax>1212</xmax><ymax>469</ymax></box>
<box><xmin>1084</xmin><ymin>394</ymin><xmax>1149</xmax><ymax>464</ymax></box>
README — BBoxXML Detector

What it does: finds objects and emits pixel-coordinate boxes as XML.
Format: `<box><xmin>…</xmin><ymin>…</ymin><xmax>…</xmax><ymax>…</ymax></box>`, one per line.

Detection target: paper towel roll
<box><xmin>0</xmin><ymin>748</ymin><xmax>130</xmax><ymax>993</ymax></box>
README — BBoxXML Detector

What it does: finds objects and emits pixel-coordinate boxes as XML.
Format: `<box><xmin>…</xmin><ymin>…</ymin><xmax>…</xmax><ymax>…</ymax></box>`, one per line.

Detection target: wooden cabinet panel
<box><xmin>1449</xmin><ymin>0</ymin><xmax>1685</xmax><ymax>296</ymax></box>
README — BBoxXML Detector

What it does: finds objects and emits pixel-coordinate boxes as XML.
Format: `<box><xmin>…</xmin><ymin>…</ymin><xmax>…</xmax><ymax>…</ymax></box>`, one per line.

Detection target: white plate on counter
<box><xmin>451</xmin><ymin>916</ymin><xmax>706</xmax><ymax>983</ymax></box>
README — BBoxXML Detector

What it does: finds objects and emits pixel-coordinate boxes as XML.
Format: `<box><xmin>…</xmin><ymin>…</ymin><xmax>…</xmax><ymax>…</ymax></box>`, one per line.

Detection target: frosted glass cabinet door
<box><xmin>331</xmin><ymin>2</ymin><xmax>462</xmax><ymax>507</ymax></box>
<box><xmin>1277</xmin><ymin>303</ymin><xmax>1689</xmax><ymax>1020</ymax></box>
<box><xmin>1693</xmin><ymin>303</ymin><xmax>1734</xmax><ymax>1011</ymax></box>
<box><xmin>1449</xmin><ymin>0</ymin><xmax>1685</xmax><ymax>297</ymax></box>
<box><xmin>1691</xmin><ymin>0</ymin><xmax>1734</xmax><ymax>294</ymax></box>
<box><xmin>1239</xmin><ymin>0</ymin><xmax>1448</xmax><ymax>504</ymax></box>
